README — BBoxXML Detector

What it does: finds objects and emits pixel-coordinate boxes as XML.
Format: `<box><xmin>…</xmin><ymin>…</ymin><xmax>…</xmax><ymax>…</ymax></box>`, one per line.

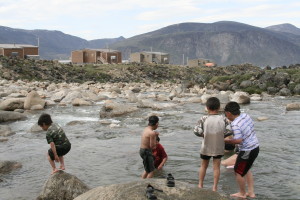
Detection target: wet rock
<box><xmin>0</xmin><ymin>125</ymin><xmax>15</xmax><ymax>136</ymax></box>
<box><xmin>286</xmin><ymin>102</ymin><xmax>300</xmax><ymax>111</ymax></box>
<box><xmin>138</xmin><ymin>99</ymin><xmax>177</xmax><ymax>110</ymax></box>
<box><xmin>257</xmin><ymin>116</ymin><xmax>269</xmax><ymax>121</ymax></box>
<box><xmin>0</xmin><ymin>161</ymin><xmax>22</xmax><ymax>174</ymax></box>
<box><xmin>100</xmin><ymin>100</ymin><xmax>138</xmax><ymax>118</ymax></box>
<box><xmin>24</xmin><ymin>91</ymin><xmax>46</xmax><ymax>110</ymax></box>
<box><xmin>250</xmin><ymin>94</ymin><xmax>262</xmax><ymax>101</ymax></box>
<box><xmin>0</xmin><ymin>138</ymin><xmax>9</xmax><ymax>142</ymax></box>
<box><xmin>0</xmin><ymin>111</ymin><xmax>27</xmax><ymax>122</ymax></box>
<box><xmin>51</xmin><ymin>90</ymin><xmax>68</xmax><ymax>102</ymax></box>
<box><xmin>0</xmin><ymin>98</ymin><xmax>25</xmax><ymax>111</ymax></box>
<box><xmin>61</xmin><ymin>91</ymin><xmax>82</xmax><ymax>103</ymax></box>
<box><xmin>74</xmin><ymin>179</ymin><xmax>229</xmax><ymax>200</ymax></box>
<box><xmin>37</xmin><ymin>171</ymin><xmax>90</xmax><ymax>200</ymax></box>
<box><xmin>29</xmin><ymin>123</ymin><xmax>43</xmax><ymax>133</ymax></box>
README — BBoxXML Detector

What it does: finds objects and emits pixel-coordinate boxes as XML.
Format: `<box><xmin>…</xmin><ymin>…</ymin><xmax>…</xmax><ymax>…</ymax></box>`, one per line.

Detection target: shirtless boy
<box><xmin>140</xmin><ymin>115</ymin><xmax>159</xmax><ymax>179</ymax></box>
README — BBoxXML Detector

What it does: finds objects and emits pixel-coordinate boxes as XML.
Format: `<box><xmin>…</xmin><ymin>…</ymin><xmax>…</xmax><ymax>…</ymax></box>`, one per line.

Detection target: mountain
<box><xmin>0</xmin><ymin>22</ymin><xmax>300</xmax><ymax>66</ymax></box>
<box><xmin>111</xmin><ymin>21</ymin><xmax>300</xmax><ymax>66</ymax></box>
<box><xmin>266</xmin><ymin>23</ymin><xmax>300</xmax><ymax>35</ymax></box>
<box><xmin>0</xmin><ymin>26</ymin><xmax>125</xmax><ymax>59</ymax></box>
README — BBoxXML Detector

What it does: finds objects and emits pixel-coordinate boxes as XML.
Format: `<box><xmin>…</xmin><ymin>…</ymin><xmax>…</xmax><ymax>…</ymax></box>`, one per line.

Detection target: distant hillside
<box><xmin>111</xmin><ymin>21</ymin><xmax>300</xmax><ymax>66</ymax></box>
<box><xmin>0</xmin><ymin>26</ymin><xmax>125</xmax><ymax>59</ymax></box>
<box><xmin>266</xmin><ymin>23</ymin><xmax>300</xmax><ymax>35</ymax></box>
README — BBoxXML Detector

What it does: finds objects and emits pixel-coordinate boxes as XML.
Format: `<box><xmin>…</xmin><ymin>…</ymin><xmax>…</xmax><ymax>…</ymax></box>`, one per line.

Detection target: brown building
<box><xmin>188</xmin><ymin>58</ymin><xmax>216</xmax><ymax>67</ymax></box>
<box><xmin>130</xmin><ymin>51</ymin><xmax>169</xmax><ymax>64</ymax></box>
<box><xmin>0</xmin><ymin>44</ymin><xmax>39</xmax><ymax>59</ymax></box>
<box><xmin>71</xmin><ymin>49</ymin><xmax>122</xmax><ymax>64</ymax></box>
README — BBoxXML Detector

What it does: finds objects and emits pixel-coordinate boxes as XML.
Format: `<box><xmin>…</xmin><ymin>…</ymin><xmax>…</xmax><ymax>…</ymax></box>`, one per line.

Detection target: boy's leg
<box><xmin>146</xmin><ymin>171</ymin><xmax>154</xmax><ymax>178</ymax></box>
<box><xmin>58</xmin><ymin>156</ymin><xmax>65</xmax><ymax>170</ymax></box>
<box><xmin>198</xmin><ymin>159</ymin><xmax>209</xmax><ymax>188</ymax></box>
<box><xmin>230</xmin><ymin>173</ymin><xmax>247</xmax><ymax>198</ymax></box>
<box><xmin>47</xmin><ymin>154</ymin><xmax>58</xmax><ymax>174</ymax></box>
<box><xmin>142</xmin><ymin>170</ymin><xmax>148</xmax><ymax>179</ymax></box>
<box><xmin>212</xmin><ymin>158</ymin><xmax>221</xmax><ymax>191</ymax></box>
<box><xmin>245</xmin><ymin>170</ymin><xmax>256</xmax><ymax>198</ymax></box>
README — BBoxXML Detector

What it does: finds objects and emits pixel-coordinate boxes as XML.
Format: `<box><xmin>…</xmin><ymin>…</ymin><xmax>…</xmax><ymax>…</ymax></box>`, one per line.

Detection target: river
<box><xmin>0</xmin><ymin>96</ymin><xmax>300</xmax><ymax>200</ymax></box>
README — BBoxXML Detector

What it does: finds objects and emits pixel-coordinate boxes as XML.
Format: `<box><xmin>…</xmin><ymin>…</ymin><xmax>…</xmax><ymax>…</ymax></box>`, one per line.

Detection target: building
<box><xmin>0</xmin><ymin>44</ymin><xmax>39</xmax><ymax>59</ymax></box>
<box><xmin>188</xmin><ymin>58</ymin><xmax>216</xmax><ymax>67</ymax></box>
<box><xmin>130</xmin><ymin>51</ymin><xmax>170</xmax><ymax>64</ymax></box>
<box><xmin>71</xmin><ymin>49</ymin><xmax>122</xmax><ymax>64</ymax></box>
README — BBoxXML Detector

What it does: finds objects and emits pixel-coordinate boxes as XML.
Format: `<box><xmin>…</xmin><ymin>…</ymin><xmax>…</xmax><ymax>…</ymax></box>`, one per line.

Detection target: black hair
<box><xmin>224</xmin><ymin>101</ymin><xmax>241</xmax><ymax>115</ymax></box>
<box><xmin>156</xmin><ymin>135</ymin><xmax>160</xmax><ymax>142</ymax></box>
<box><xmin>148</xmin><ymin>115</ymin><xmax>159</xmax><ymax>126</ymax></box>
<box><xmin>38</xmin><ymin>113</ymin><xmax>53</xmax><ymax>126</ymax></box>
<box><xmin>206</xmin><ymin>97</ymin><xmax>220</xmax><ymax>111</ymax></box>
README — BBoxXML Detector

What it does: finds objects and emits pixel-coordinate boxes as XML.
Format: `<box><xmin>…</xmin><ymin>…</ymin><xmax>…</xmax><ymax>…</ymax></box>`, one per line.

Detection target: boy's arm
<box><xmin>157</xmin><ymin>157</ymin><xmax>168</xmax><ymax>170</ymax></box>
<box><xmin>50</xmin><ymin>142</ymin><xmax>59</xmax><ymax>162</ymax></box>
<box><xmin>224</xmin><ymin>138</ymin><xmax>242</xmax><ymax>144</ymax></box>
<box><xmin>149</xmin><ymin>132</ymin><xmax>157</xmax><ymax>149</ymax></box>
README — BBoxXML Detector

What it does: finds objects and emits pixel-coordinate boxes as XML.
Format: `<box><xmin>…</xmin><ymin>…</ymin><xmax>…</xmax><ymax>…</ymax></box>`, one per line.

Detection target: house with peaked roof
<box><xmin>0</xmin><ymin>44</ymin><xmax>39</xmax><ymax>59</ymax></box>
<box><xmin>130</xmin><ymin>51</ymin><xmax>170</xmax><ymax>64</ymax></box>
<box><xmin>71</xmin><ymin>49</ymin><xmax>122</xmax><ymax>64</ymax></box>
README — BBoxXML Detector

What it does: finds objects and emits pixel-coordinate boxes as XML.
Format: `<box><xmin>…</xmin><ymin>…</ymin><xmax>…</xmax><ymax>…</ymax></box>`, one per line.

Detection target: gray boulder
<box><xmin>74</xmin><ymin>179</ymin><xmax>229</xmax><ymax>200</ymax></box>
<box><xmin>240</xmin><ymin>80</ymin><xmax>252</xmax><ymax>88</ymax></box>
<box><xmin>293</xmin><ymin>84</ymin><xmax>300</xmax><ymax>95</ymax></box>
<box><xmin>37</xmin><ymin>171</ymin><xmax>90</xmax><ymax>200</ymax></box>
<box><xmin>0</xmin><ymin>98</ymin><xmax>25</xmax><ymax>111</ymax></box>
<box><xmin>100</xmin><ymin>100</ymin><xmax>138</xmax><ymax>118</ymax></box>
<box><xmin>0</xmin><ymin>161</ymin><xmax>22</xmax><ymax>174</ymax></box>
<box><xmin>278</xmin><ymin>88</ymin><xmax>291</xmax><ymax>96</ymax></box>
<box><xmin>0</xmin><ymin>111</ymin><xmax>27</xmax><ymax>122</ymax></box>
<box><xmin>286</xmin><ymin>102</ymin><xmax>300</xmax><ymax>111</ymax></box>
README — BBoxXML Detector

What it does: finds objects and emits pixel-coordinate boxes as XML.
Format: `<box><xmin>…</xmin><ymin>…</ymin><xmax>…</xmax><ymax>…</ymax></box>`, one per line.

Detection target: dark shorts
<box><xmin>48</xmin><ymin>144</ymin><xmax>71</xmax><ymax>160</ymax></box>
<box><xmin>140</xmin><ymin>148</ymin><xmax>155</xmax><ymax>173</ymax></box>
<box><xmin>225</xmin><ymin>143</ymin><xmax>235</xmax><ymax>151</ymax></box>
<box><xmin>234</xmin><ymin>146</ymin><xmax>259</xmax><ymax>177</ymax></box>
<box><xmin>200</xmin><ymin>154</ymin><xmax>223</xmax><ymax>160</ymax></box>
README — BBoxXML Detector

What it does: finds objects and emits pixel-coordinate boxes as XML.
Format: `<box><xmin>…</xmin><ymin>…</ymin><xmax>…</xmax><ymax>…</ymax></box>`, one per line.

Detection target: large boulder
<box><xmin>100</xmin><ymin>100</ymin><xmax>138</xmax><ymax>118</ymax></box>
<box><xmin>230</xmin><ymin>91</ymin><xmax>250</xmax><ymax>104</ymax></box>
<box><xmin>0</xmin><ymin>161</ymin><xmax>22</xmax><ymax>174</ymax></box>
<box><xmin>37</xmin><ymin>171</ymin><xmax>90</xmax><ymax>200</ymax></box>
<box><xmin>74</xmin><ymin>179</ymin><xmax>229</xmax><ymax>200</ymax></box>
<box><xmin>61</xmin><ymin>91</ymin><xmax>82</xmax><ymax>103</ymax></box>
<box><xmin>72</xmin><ymin>98</ymin><xmax>92</xmax><ymax>106</ymax></box>
<box><xmin>0</xmin><ymin>111</ymin><xmax>27</xmax><ymax>122</ymax></box>
<box><xmin>286</xmin><ymin>102</ymin><xmax>300</xmax><ymax>111</ymax></box>
<box><xmin>0</xmin><ymin>125</ymin><xmax>15</xmax><ymax>136</ymax></box>
<box><xmin>24</xmin><ymin>91</ymin><xmax>46</xmax><ymax>110</ymax></box>
<box><xmin>0</xmin><ymin>98</ymin><xmax>25</xmax><ymax>111</ymax></box>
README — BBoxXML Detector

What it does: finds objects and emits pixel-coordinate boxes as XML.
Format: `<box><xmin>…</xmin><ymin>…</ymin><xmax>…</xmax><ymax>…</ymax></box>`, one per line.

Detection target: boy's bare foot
<box><xmin>230</xmin><ymin>192</ymin><xmax>247</xmax><ymax>199</ymax></box>
<box><xmin>212</xmin><ymin>186</ymin><xmax>217</xmax><ymax>192</ymax></box>
<box><xmin>246</xmin><ymin>192</ymin><xmax>256</xmax><ymax>198</ymax></box>
<box><xmin>59</xmin><ymin>166</ymin><xmax>65</xmax><ymax>170</ymax></box>
<box><xmin>198</xmin><ymin>184</ymin><xmax>203</xmax><ymax>189</ymax></box>
<box><xmin>51</xmin><ymin>169</ymin><xmax>59</xmax><ymax>175</ymax></box>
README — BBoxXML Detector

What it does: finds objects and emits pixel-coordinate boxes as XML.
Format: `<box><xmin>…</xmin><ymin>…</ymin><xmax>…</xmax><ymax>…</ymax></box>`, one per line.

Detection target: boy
<box><xmin>140</xmin><ymin>115</ymin><xmax>159</xmax><ymax>179</ymax></box>
<box><xmin>194</xmin><ymin>97</ymin><xmax>230</xmax><ymax>191</ymax></box>
<box><xmin>224</xmin><ymin>101</ymin><xmax>259</xmax><ymax>199</ymax></box>
<box><xmin>152</xmin><ymin>136</ymin><xmax>168</xmax><ymax>170</ymax></box>
<box><xmin>38</xmin><ymin>113</ymin><xmax>71</xmax><ymax>175</ymax></box>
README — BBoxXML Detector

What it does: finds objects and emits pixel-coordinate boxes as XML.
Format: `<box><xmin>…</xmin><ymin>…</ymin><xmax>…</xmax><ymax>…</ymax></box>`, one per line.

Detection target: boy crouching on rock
<box><xmin>38</xmin><ymin>113</ymin><xmax>71</xmax><ymax>175</ymax></box>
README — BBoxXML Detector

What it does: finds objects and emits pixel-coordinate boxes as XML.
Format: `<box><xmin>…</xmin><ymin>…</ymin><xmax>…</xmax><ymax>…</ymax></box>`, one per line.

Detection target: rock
<box><xmin>29</xmin><ymin>123</ymin><xmax>43</xmax><ymax>133</ymax></box>
<box><xmin>74</xmin><ymin>179</ymin><xmax>229</xmax><ymax>200</ymax></box>
<box><xmin>138</xmin><ymin>99</ymin><xmax>177</xmax><ymax>110</ymax></box>
<box><xmin>267</xmin><ymin>87</ymin><xmax>279</xmax><ymax>95</ymax></box>
<box><xmin>0</xmin><ymin>138</ymin><xmax>9</xmax><ymax>142</ymax></box>
<box><xmin>0</xmin><ymin>98</ymin><xmax>25</xmax><ymax>111</ymax></box>
<box><xmin>0</xmin><ymin>125</ymin><xmax>15</xmax><ymax>136</ymax></box>
<box><xmin>186</xmin><ymin>97</ymin><xmax>202</xmax><ymax>103</ymax></box>
<box><xmin>72</xmin><ymin>98</ymin><xmax>92</xmax><ymax>106</ymax></box>
<box><xmin>61</xmin><ymin>91</ymin><xmax>82</xmax><ymax>103</ymax></box>
<box><xmin>14</xmin><ymin>109</ymin><xmax>25</xmax><ymax>113</ymax></box>
<box><xmin>51</xmin><ymin>90</ymin><xmax>68</xmax><ymax>102</ymax></box>
<box><xmin>250</xmin><ymin>94</ymin><xmax>262</xmax><ymax>101</ymax></box>
<box><xmin>240</xmin><ymin>80</ymin><xmax>252</xmax><ymax>88</ymax></box>
<box><xmin>257</xmin><ymin>116</ymin><xmax>269</xmax><ymax>121</ymax></box>
<box><xmin>0</xmin><ymin>161</ymin><xmax>22</xmax><ymax>174</ymax></box>
<box><xmin>278</xmin><ymin>88</ymin><xmax>291</xmax><ymax>96</ymax></box>
<box><xmin>131</xmin><ymin>87</ymin><xmax>141</xmax><ymax>93</ymax></box>
<box><xmin>293</xmin><ymin>84</ymin><xmax>300</xmax><ymax>95</ymax></box>
<box><xmin>230</xmin><ymin>91</ymin><xmax>250</xmax><ymax>104</ymax></box>
<box><xmin>24</xmin><ymin>91</ymin><xmax>46</xmax><ymax>110</ymax></box>
<box><xmin>37</xmin><ymin>171</ymin><xmax>90</xmax><ymax>200</ymax></box>
<box><xmin>100</xmin><ymin>100</ymin><xmax>138</xmax><ymax>118</ymax></box>
<box><xmin>286</xmin><ymin>102</ymin><xmax>300</xmax><ymax>111</ymax></box>
<box><xmin>0</xmin><ymin>111</ymin><xmax>27</xmax><ymax>122</ymax></box>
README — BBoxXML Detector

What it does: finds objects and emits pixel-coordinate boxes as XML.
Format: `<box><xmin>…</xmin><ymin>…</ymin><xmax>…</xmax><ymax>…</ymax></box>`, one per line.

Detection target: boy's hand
<box><xmin>54</xmin><ymin>155</ymin><xmax>59</xmax><ymax>162</ymax></box>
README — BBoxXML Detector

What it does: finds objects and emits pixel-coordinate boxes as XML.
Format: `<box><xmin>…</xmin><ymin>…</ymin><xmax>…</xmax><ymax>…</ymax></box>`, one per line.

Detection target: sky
<box><xmin>0</xmin><ymin>0</ymin><xmax>299</xmax><ymax>40</ymax></box>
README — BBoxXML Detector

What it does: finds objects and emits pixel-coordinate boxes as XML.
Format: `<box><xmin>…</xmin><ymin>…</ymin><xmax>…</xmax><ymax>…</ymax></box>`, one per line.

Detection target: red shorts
<box><xmin>234</xmin><ymin>146</ymin><xmax>259</xmax><ymax>176</ymax></box>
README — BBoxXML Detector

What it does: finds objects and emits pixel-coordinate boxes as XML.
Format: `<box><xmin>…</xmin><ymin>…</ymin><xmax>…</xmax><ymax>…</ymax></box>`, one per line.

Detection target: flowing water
<box><xmin>0</xmin><ymin>96</ymin><xmax>300</xmax><ymax>200</ymax></box>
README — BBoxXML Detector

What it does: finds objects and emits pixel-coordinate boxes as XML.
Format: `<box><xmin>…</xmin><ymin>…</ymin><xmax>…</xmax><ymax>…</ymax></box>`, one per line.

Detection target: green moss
<box><xmin>242</xmin><ymin>86</ymin><xmax>263</xmax><ymax>94</ymax></box>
